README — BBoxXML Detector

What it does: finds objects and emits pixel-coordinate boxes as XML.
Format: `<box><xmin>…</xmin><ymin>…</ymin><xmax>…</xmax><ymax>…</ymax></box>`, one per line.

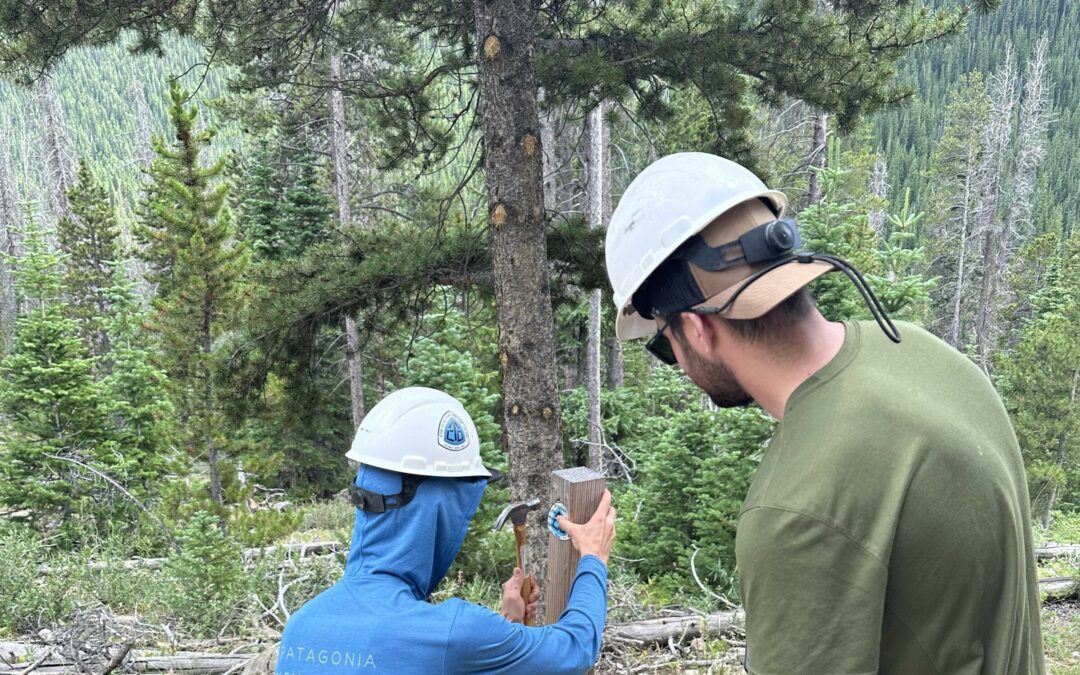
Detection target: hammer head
<box><xmin>492</xmin><ymin>498</ymin><xmax>541</xmax><ymax>531</ymax></box>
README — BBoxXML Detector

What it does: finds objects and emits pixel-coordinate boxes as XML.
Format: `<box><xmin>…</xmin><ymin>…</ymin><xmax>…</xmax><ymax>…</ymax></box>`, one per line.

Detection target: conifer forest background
<box><xmin>0</xmin><ymin>0</ymin><xmax>1079</xmax><ymax>672</ymax></box>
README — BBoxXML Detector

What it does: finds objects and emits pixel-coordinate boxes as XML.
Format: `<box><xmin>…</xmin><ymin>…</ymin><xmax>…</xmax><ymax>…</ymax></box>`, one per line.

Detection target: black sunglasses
<box><xmin>645</xmin><ymin>307</ymin><xmax>725</xmax><ymax>366</ymax></box>
<box><xmin>645</xmin><ymin>317</ymin><xmax>679</xmax><ymax>365</ymax></box>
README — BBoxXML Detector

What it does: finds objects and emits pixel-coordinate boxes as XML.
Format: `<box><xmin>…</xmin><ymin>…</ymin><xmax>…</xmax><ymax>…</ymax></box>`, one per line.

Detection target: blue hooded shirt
<box><xmin>276</xmin><ymin>465</ymin><xmax>608</xmax><ymax>674</ymax></box>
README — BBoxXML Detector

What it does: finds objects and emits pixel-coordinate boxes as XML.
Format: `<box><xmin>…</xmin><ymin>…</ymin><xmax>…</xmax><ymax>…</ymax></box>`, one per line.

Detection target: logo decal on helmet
<box><xmin>438</xmin><ymin>412</ymin><xmax>469</xmax><ymax>451</ymax></box>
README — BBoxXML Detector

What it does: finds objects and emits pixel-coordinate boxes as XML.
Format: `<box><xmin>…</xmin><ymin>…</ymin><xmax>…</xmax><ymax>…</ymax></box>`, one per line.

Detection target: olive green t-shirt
<box><xmin>736</xmin><ymin>321</ymin><xmax>1045</xmax><ymax>675</ymax></box>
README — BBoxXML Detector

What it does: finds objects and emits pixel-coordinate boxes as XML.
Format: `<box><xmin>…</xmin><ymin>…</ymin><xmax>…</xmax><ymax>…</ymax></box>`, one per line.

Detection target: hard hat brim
<box><xmin>345</xmin><ymin>449</ymin><xmax>493</xmax><ymax>479</ymax></box>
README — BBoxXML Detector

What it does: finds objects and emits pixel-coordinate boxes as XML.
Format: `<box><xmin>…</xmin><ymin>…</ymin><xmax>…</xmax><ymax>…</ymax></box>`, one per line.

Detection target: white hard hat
<box><xmin>606</xmin><ymin>152</ymin><xmax>788</xmax><ymax>340</ymax></box>
<box><xmin>346</xmin><ymin>387</ymin><xmax>492</xmax><ymax>479</ymax></box>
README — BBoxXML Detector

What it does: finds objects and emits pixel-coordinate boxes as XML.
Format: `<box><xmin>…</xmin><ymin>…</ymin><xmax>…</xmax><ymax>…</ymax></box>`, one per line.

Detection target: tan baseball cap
<box><xmin>685</xmin><ymin>200</ymin><xmax>836</xmax><ymax>319</ymax></box>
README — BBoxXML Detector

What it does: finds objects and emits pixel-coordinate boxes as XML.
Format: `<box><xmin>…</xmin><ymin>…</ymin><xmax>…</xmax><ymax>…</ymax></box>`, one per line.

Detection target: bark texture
<box><xmin>584</xmin><ymin>102</ymin><xmax>608</xmax><ymax>470</ymax></box>
<box><xmin>473</xmin><ymin>0</ymin><xmax>563</xmax><ymax>619</ymax></box>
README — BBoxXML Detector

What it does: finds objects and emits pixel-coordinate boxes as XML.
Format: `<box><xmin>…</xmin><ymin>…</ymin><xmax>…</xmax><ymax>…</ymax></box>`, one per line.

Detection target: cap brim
<box><xmin>696</xmin><ymin>259</ymin><xmax>837</xmax><ymax>319</ymax></box>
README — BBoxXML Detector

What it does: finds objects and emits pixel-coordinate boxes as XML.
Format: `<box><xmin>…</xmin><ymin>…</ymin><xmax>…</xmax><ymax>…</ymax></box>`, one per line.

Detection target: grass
<box><xmin>6</xmin><ymin>509</ymin><xmax>1080</xmax><ymax>673</ymax></box>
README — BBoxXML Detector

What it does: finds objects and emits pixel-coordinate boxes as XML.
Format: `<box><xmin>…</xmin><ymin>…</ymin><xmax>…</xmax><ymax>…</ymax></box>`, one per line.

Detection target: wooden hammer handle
<box><xmin>513</xmin><ymin>522</ymin><xmax>535</xmax><ymax>626</ymax></box>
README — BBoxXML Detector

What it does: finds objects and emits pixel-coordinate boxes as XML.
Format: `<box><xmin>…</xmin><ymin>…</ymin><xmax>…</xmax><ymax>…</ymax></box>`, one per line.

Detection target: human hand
<box><xmin>501</xmin><ymin>567</ymin><xmax>540</xmax><ymax>623</ymax></box>
<box><xmin>556</xmin><ymin>489</ymin><xmax>616</xmax><ymax>565</ymax></box>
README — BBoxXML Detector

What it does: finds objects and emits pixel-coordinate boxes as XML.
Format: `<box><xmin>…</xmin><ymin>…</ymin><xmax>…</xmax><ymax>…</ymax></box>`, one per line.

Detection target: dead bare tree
<box><xmin>584</xmin><ymin>100</ymin><xmax>608</xmax><ymax>471</ymax></box>
<box><xmin>973</xmin><ymin>44</ymin><xmax>1018</xmax><ymax>372</ymax></box>
<box><xmin>868</xmin><ymin>154</ymin><xmax>888</xmax><ymax>238</ymax></box>
<box><xmin>0</xmin><ymin>121</ymin><xmax>22</xmax><ymax>352</ymax></box>
<box><xmin>973</xmin><ymin>39</ymin><xmax>1053</xmax><ymax>371</ymax></box>
<box><xmin>1005</xmin><ymin>36</ymin><xmax>1052</xmax><ymax>239</ymax></box>
<box><xmin>805</xmin><ymin>112</ymin><xmax>828</xmax><ymax>207</ymax></box>
<box><xmin>33</xmin><ymin>74</ymin><xmax>76</xmax><ymax>225</ymax></box>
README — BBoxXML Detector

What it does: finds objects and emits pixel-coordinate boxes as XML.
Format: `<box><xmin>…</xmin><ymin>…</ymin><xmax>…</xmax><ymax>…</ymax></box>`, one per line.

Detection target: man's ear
<box><xmin>678</xmin><ymin>312</ymin><xmax>722</xmax><ymax>357</ymax></box>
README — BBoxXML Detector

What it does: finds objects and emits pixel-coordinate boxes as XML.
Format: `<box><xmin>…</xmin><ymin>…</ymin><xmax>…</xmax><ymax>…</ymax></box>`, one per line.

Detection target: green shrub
<box><xmin>160</xmin><ymin>511</ymin><xmax>247</xmax><ymax>636</ymax></box>
<box><xmin>229</xmin><ymin>507</ymin><xmax>303</xmax><ymax>547</ymax></box>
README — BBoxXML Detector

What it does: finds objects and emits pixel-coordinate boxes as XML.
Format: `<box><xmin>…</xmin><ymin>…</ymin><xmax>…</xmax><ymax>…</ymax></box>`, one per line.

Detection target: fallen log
<box><xmin>1035</xmin><ymin>543</ymin><xmax>1080</xmax><ymax>560</ymax></box>
<box><xmin>0</xmin><ymin>649</ymin><xmax>255</xmax><ymax>674</ymax></box>
<box><xmin>36</xmin><ymin>540</ymin><xmax>345</xmax><ymax>575</ymax></box>
<box><xmin>1040</xmin><ymin>576</ymin><xmax>1080</xmax><ymax>599</ymax></box>
<box><xmin>606</xmin><ymin>610</ymin><xmax>745</xmax><ymax>645</ymax></box>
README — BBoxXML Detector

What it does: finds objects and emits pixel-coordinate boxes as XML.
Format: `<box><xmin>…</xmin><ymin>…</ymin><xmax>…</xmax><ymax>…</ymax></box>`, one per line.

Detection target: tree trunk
<box><xmin>947</xmin><ymin>170</ymin><xmax>973</xmax><ymax>349</ymax></box>
<box><xmin>538</xmin><ymin>89</ymin><xmax>557</xmax><ymax>215</ymax></box>
<box><xmin>330</xmin><ymin>51</ymin><xmax>367</xmax><ymax>428</ymax></box>
<box><xmin>806</xmin><ymin>112</ymin><xmax>828</xmax><ymax>207</ymax></box>
<box><xmin>345</xmin><ymin>315</ymin><xmax>365</xmax><ymax>429</ymax></box>
<box><xmin>974</xmin><ymin>229</ymin><xmax>997</xmax><ymax>371</ymax></box>
<box><xmin>0</xmin><ymin>134</ymin><xmax>20</xmax><ymax>353</ymax></box>
<box><xmin>606</xmin><ymin>336</ymin><xmax>624</xmax><ymax>390</ymax></box>
<box><xmin>584</xmin><ymin>102</ymin><xmax>607</xmax><ymax>471</ymax></box>
<box><xmin>473</xmin><ymin>0</ymin><xmax>563</xmax><ymax>619</ymax></box>
<box><xmin>204</xmin><ymin>308</ymin><xmax>222</xmax><ymax>506</ymax></box>
<box><xmin>607</xmin><ymin>610</ymin><xmax>745</xmax><ymax>645</ymax></box>
<box><xmin>867</xmin><ymin>153</ymin><xmax>887</xmax><ymax>238</ymax></box>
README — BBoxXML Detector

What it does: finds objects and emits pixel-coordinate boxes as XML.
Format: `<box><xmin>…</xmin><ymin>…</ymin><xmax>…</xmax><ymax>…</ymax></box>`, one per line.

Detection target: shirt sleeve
<box><xmin>443</xmin><ymin>555</ymin><xmax>608</xmax><ymax>675</ymax></box>
<box><xmin>737</xmin><ymin>507</ymin><xmax>887</xmax><ymax>675</ymax></box>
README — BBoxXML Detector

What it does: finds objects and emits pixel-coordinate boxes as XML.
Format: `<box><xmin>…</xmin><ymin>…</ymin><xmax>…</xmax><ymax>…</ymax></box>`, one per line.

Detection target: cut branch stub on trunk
<box><xmin>472</xmin><ymin>0</ymin><xmax>564</xmax><ymax>620</ymax></box>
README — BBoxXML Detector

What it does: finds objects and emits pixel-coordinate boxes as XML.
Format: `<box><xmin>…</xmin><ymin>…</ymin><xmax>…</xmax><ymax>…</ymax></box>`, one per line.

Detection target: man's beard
<box><xmin>682</xmin><ymin>344</ymin><xmax>753</xmax><ymax>408</ymax></box>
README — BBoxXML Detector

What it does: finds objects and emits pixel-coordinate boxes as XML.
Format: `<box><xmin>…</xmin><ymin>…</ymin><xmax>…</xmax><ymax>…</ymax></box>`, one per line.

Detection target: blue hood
<box><xmin>344</xmin><ymin>464</ymin><xmax>487</xmax><ymax>598</ymax></box>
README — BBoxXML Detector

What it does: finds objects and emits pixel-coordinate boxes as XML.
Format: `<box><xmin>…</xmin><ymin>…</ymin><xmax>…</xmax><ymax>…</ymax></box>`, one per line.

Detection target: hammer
<box><xmin>492</xmin><ymin>498</ymin><xmax>541</xmax><ymax>623</ymax></box>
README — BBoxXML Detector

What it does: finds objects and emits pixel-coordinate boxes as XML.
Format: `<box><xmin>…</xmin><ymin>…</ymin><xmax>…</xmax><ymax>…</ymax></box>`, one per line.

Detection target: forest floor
<box><xmin>5</xmin><ymin>500</ymin><xmax>1080</xmax><ymax>674</ymax></box>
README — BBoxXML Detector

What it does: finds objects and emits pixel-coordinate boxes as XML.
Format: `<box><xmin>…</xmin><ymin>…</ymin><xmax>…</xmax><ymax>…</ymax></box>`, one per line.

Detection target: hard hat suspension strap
<box><xmin>349</xmin><ymin>474</ymin><xmax>427</xmax><ymax>513</ymax></box>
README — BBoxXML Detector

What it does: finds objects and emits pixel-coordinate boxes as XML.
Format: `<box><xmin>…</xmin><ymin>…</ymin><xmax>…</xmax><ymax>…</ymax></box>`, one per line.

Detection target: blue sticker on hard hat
<box><xmin>438</xmin><ymin>412</ymin><xmax>469</xmax><ymax>451</ymax></box>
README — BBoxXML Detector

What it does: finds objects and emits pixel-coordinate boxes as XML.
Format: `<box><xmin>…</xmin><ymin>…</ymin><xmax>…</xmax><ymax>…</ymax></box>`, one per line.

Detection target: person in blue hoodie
<box><xmin>276</xmin><ymin>387</ymin><xmax>616</xmax><ymax>675</ymax></box>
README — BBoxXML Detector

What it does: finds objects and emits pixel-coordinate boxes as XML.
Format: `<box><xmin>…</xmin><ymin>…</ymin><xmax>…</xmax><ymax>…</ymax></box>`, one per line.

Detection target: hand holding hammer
<box><xmin>493</xmin><ymin>498</ymin><xmax>541</xmax><ymax>624</ymax></box>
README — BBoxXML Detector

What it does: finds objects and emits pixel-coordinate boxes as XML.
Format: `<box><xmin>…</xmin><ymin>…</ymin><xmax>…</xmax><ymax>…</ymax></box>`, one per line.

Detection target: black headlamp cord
<box><xmin>698</xmin><ymin>252</ymin><xmax>902</xmax><ymax>344</ymax></box>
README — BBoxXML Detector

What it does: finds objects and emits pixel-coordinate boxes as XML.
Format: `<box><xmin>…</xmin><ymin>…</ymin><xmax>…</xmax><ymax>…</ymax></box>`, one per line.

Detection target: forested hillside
<box><xmin>875</xmin><ymin>0</ymin><xmax>1079</xmax><ymax>236</ymax></box>
<box><xmin>0</xmin><ymin>0</ymin><xmax>1078</xmax><ymax>672</ymax></box>
<box><xmin>0</xmin><ymin>38</ymin><xmax>236</xmax><ymax>222</ymax></box>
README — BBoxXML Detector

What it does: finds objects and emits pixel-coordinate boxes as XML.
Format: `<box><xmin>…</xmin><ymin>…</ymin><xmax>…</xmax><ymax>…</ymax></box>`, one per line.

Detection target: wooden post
<box><xmin>545</xmin><ymin>467</ymin><xmax>605</xmax><ymax>623</ymax></box>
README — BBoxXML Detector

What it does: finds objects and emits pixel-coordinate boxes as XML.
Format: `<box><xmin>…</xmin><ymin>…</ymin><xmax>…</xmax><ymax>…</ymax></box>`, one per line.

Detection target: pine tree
<box><xmin>234</xmin><ymin>136</ymin><xmax>282</xmax><ymax>260</ymax></box>
<box><xmin>135</xmin><ymin>80</ymin><xmax>248</xmax><ymax>505</ymax></box>
<box><xmin>275</xmin><ymin>151</ymin><xmax>331</xmax><ymax>259</ymax></box>
<box><xmin>0</xmin><ymin>219</ymin><xmax>117</xmax><ymax>526</ymax></box>
<box><xmin>99</xmin><ymin>269</ymin><xmax>176</xmax><ymax>492</ymax></box>
<box><xmin>135</xmin><ymin>80</ymin><xmax>231</xmax><ymax>299</ymax></box>
<box><xmin>997</xmin><ymin>231</ymin><xmax>1080</xmax><ymax>528</ymax></box>
<box><xmin>924</xmin><ymin>73</ymin><xmax>992</xmax><ymax>349</ymax></box>
<box><xmin>236</xmin><ymin>137</ymin><xmax>330</xmax><ymax>262</ymax></box>
<box><xmin>57</xmin><ymin>160</ymin><xmax>120</xmax><ymax>362</ymax></box>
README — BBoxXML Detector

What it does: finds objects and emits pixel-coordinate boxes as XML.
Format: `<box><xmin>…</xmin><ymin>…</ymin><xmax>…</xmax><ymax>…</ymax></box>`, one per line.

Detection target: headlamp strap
<box><xmin>678</xmin><ymin>219</ymin><xmax>802</xmax><ymax>272</ymax></box>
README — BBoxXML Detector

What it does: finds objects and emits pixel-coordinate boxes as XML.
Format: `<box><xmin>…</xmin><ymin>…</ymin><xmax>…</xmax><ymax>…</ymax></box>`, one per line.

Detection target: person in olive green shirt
<box><xmin>604</xmin><ymin>153</ymin><xmax>1044</xmax><ymax>674</ymax></box>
